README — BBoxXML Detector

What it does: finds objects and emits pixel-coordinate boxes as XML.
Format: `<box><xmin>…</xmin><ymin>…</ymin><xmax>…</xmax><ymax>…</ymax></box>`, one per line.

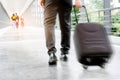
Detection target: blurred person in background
<box><xmin>15</xmin><ymin>13</ymin><xmax>19</xmax><ymax>29</ymax></box>
<box><xmin>20</xmin><ymin>17</ymin><xmax>24</xmax><ymax>28</ymax></box>
<box><xmin>11</xmin><ymin>13</ymin><xmax>16</xmax><ymax>29</ymax></box>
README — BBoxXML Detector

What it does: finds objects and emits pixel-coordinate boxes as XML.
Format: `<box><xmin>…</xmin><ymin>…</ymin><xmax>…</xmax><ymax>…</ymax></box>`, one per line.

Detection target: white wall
<box><xmin>0</xmin><ymin>2</ymin><xmax>10</xmax><ymax>28</ymax></box>
<box><xmin>111</xmin><ymin>0</ymin><xmax>120</xmax><ymax>7</ymax></box>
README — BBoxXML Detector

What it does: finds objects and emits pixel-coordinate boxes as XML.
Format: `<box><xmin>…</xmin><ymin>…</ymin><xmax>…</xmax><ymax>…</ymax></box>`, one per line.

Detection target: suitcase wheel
<box><xmin>99</xmin><ymin>64</ymin><xmax>105</xmax><ymax>68</ymax></box>
<box><xmin>83</xmin><ymin>65</ymin><xmax>88</xmax><ymax>69</ymax></box>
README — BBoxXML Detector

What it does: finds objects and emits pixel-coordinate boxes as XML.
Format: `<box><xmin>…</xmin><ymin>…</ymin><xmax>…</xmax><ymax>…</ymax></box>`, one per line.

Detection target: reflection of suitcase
<box><xmin>73</xmin><ymin>6</ymin><xmax>113</xmax><ymax>69</ymax></box>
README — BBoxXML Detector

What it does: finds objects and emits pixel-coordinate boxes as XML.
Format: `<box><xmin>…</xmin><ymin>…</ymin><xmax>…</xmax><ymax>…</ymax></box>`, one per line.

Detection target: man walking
<box><xmin>40</xmin><ymin>0</ymin><xmax>82</xmax><ymax>65</ymax></box>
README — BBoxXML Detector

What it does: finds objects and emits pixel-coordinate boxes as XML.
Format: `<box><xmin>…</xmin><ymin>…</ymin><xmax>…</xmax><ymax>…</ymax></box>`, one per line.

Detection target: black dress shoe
<box><xmin>60</xmin><ymin>54</ymin><xmax>68</xmax><ymax>61</ymax></box>
<box><xmin>48</xmin><ymin>53</ymin><xmax>57</xmax><ymax>65</ymax></box>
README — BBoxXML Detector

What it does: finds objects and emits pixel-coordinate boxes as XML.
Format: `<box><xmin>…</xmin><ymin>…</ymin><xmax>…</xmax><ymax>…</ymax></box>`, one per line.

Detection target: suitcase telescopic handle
<box><xmin>73</xmin><ymin>5</ymin><xmax>90</xmax><ymax>24</ymax></box>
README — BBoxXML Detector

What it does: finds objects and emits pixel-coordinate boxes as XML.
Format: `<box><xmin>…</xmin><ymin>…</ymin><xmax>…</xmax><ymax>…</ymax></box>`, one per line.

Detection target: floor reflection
<box><xmin>0</xmin><ymin>26</ymin><xmax>120</xmax><ymax>80</ymax></box>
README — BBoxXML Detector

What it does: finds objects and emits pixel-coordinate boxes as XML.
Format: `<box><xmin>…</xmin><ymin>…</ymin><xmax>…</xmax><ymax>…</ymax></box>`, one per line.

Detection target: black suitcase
<box><xmin>73</xmin><ymin>6</ymin><xmax>113</xmax><ymax>69</ymax></box>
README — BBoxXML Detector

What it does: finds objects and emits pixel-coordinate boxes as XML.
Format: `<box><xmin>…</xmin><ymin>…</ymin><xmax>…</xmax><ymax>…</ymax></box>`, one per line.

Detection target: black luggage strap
<box><xmin>73</xmin><ymin>5</ymin><xmax>90</xmax><ymax>24</ymax></box>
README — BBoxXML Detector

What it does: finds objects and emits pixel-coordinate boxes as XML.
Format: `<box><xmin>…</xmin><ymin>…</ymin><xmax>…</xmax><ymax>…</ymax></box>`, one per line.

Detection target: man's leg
<box><xmin>44</xmin><ymin>0</ymin><xmax>58</xmax><ymax>65</ymax></box>
<box><xmin>58</xmin><ymin>0</ymin><xmax>72</xmax><ymax>61</ymax></box>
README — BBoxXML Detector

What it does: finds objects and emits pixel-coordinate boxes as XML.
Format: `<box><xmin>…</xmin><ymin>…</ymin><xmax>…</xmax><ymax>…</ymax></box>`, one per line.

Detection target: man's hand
<box><xmin>75</xmin><ymin>0</ymin><xmax>82</xmax><ymax>8</ymax></box>
<box><xmin>40</xmin><ymin>0</ymin><xmax>45</xmax><ymax>7</ymax></box>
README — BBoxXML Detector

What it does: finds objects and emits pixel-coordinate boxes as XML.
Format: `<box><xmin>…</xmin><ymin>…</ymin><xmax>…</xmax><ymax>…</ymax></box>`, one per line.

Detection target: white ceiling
<box><xmin>0</xmin><ymin>0</ymin><xmax>34</xmax><ymax>17</ymax></box>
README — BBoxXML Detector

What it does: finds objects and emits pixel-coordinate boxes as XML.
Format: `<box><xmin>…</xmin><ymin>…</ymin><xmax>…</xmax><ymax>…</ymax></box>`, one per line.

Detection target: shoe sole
<box><xmin>49</xmin><ymin>61</ymin><xmax>57</xmax><ymax>65</ymax></box>
<box><xmin>60</xmin><ymin>56</ymin><xmax>68</xmax><ymax>61</ymax></box>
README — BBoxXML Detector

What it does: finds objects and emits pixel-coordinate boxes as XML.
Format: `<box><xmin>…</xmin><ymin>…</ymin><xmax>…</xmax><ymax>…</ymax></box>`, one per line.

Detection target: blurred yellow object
<box><xmin>11</xmin><ymin>16</ymin><xmax>16</xmax><ymax>20</ymax></box>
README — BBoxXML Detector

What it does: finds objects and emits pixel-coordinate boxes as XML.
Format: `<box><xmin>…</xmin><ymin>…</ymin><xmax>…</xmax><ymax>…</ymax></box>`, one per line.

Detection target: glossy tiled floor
<box><xmin>0</xmin><ymin>26</ymin><xmax>120</xmax><ymax>80</ymax></box>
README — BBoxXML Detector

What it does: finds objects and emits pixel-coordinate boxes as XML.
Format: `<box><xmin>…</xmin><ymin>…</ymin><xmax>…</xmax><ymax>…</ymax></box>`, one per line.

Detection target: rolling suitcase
<box><xmin>73</xmin><ymin>5</ymin><xmax>113</xmax><ymax>69</ymax></box>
